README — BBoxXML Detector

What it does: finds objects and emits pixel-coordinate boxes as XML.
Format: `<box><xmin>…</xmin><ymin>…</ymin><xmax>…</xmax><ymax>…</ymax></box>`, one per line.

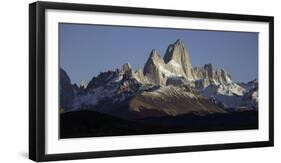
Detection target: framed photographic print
<box><xmin>29</xmin><ymin>1</ymin><xmax>274</xmax><ymax>162</ymax></box>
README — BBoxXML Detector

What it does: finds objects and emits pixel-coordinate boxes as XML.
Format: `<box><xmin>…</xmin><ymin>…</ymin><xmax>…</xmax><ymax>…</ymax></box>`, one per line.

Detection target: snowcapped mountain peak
<box><xmin>203</xmin><ymin>63</ymin><xmax>213</xmax><ymax>71</ymax></box>
<box><xmin>122</xmin><ymin>62</ymin><xmax>132</xmax><ymax>72</ymax></box>
<box><xmin>79</xmin><ymin>80</ymin><xmax>87</xmax><ymax>89</ymax></box>
<box><xmin>143</xmin><ymin>49</ymin><xmax>166</xmax><ymax>85</ymax></box>
<box><xmin>144</xmin><ymin>49</ymin><xmax>164</xmax><ymax>67</ymax></box>
<box><xmin>142</xmin><ymin>40</ymin><xmax>243</xmax><ymax>88</ymax></box>
<box><xmin>163</xmin><ymin>39</ymin><xmax>194</xmax><ymax>80</ymax></box>
<box><xmin>174</xmin><ymin>39</ymin><xmax>185</xmax><ymax>47</ymax></box>
<box><xmin>203</xmin><ymin>64</ymin><xmax>214</xmax><ymax>79</ymax></box>
<box><xmin>59</xmin><ymin>39</ymin><xmax>258</xmax><ymax>114</ymax></box>
<box><xmin>163</xmin><ymin>39</ymin><xmax>189</xmax><ymax>63</ymax></box>
<box><xmin>149</xmin><ymin>49</ymin><xmax>162</xmax><ymax>60</ymax></box>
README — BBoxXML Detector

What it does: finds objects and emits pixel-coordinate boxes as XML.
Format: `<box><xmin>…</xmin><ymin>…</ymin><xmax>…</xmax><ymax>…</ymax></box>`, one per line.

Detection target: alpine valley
<box><xmin>60</xmin><ymin>40</ymin><xmax>258</xmax><ymax>138</ymax></box>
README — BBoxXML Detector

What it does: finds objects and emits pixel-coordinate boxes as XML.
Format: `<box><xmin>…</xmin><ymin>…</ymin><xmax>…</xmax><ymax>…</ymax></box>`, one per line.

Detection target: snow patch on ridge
<box><xmin>167</xmin><ymin>60</ymin><xmax>182</xmax><ymax>68</ymax></box>
<box><xmin>158</xmin><ymin>65</ymin><xmax>177</xmax><ymax>77</ymax></box>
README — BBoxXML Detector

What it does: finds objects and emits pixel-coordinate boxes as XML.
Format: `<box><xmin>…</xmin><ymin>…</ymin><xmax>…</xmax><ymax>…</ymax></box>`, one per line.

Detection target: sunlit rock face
<box><xmin>143</xmin><ymin>49</ymin><xmax>166</xmax><ymax>86</ymax></box>
<box><xmin>164</xmin><ymin>39</ymin><xmax>194</xmax><ymax>80</ymax></box>
<box><xmin>143</xmin><ymin>40</ymin><xmax>195</xmax><ymax>86</ymax></box>
<box><xmin>142</xmin><ymin>39</ymin><xmax>240</xmax><ymax>91</ymax></box>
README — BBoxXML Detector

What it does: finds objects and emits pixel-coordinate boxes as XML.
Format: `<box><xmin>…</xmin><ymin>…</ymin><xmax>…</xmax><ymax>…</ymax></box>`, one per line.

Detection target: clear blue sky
<box><xmin>59</xmin><ymin>23</ymin><xmax>258</xmax><ymax>85</ymax></box>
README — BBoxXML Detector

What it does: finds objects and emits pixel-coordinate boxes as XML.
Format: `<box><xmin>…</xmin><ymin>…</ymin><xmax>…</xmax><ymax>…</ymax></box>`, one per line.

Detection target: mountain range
<box><xmin>60</xmin><ymin>39</ymin><xmax>258</xmax><ymax>120</ymax></box>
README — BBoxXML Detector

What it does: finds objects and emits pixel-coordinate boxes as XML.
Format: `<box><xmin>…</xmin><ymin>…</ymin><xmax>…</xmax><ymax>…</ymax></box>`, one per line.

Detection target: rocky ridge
<box><xmin>60</xmin><ymin>39</ymin><xmax>258</xmax><ymax>118</ymax></box>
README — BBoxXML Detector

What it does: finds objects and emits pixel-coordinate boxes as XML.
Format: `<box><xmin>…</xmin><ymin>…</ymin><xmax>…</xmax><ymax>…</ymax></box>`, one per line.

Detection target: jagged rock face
<box><xmin>193</xmin><ymin>67</ymin><xmax>203</xmax><ymax>80</ymax></box>
<box><xmin>143</xmin><ymin>49</ymin><xmax>166</xmax><ymax>85</ymax></box>
<box><xmin>60</xmin><ymin>69</ymin><xmax>75</xmax><ymax>111</ymax></box>
<box><xmin>143</xmin><ymin>45</ymin><xmax>192</xmax><ymax>86</ymax></box>
<box><xmin>142</xmin><ymin>40</ymin><xmax>235</xmax><ymax>90</ymax></box>
<box><xmin>122</xmin><ymin>63</ymin><xmax>131</xmax><ymax>72</ymax></box>
<box><xmin>72</xmin><ymin>64</ymin><xmax>152</xmax><ymax>111</ymax></box>
<box><xmin>214</xmin><ymin>69</ymin><xmax>231</xmax><ymax>85</ymax></box>
<box><xmin>133</xmin><ymin>68</ymin><xmax>149</xmax><ymax>84</ymax></box>
<box><xmin>193</xmin><ymin>64</ymin><xmax>234</xmax><ymax>89</ymax></box>
<box><xmin>164</xmin><ymin>40</ymin><xmax>194</xmax><ymax>80</ymax></box>
<box><xmin>202</xmin><ymin>64</ymin><xmax>214</xmax><ymax>79</ymax></box>
<box><xmin>87</xmin><ymin>70</ymin><xmax>122</xmax><ymax>90</ymax></box>
<box><xmin>116</xmin><ymin>72</ymin><xmax>141</xmax><ymax>96</ymax></box>
<box><xmin>143</xmin><ymin>40</ymin><xmax>196</xmax><ymax>86</ymax></box>
<box><xmin>122</xmin><ymin>62</ymin><xmax>133</xmax><ymax>76</ymax></box>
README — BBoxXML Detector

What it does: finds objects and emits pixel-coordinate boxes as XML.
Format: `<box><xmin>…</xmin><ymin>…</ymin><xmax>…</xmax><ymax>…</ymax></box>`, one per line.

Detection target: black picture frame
<box><xmin>29</xmin><ymin>1</ymin><xmax>274</xmax><ymax>162</ymax></box>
